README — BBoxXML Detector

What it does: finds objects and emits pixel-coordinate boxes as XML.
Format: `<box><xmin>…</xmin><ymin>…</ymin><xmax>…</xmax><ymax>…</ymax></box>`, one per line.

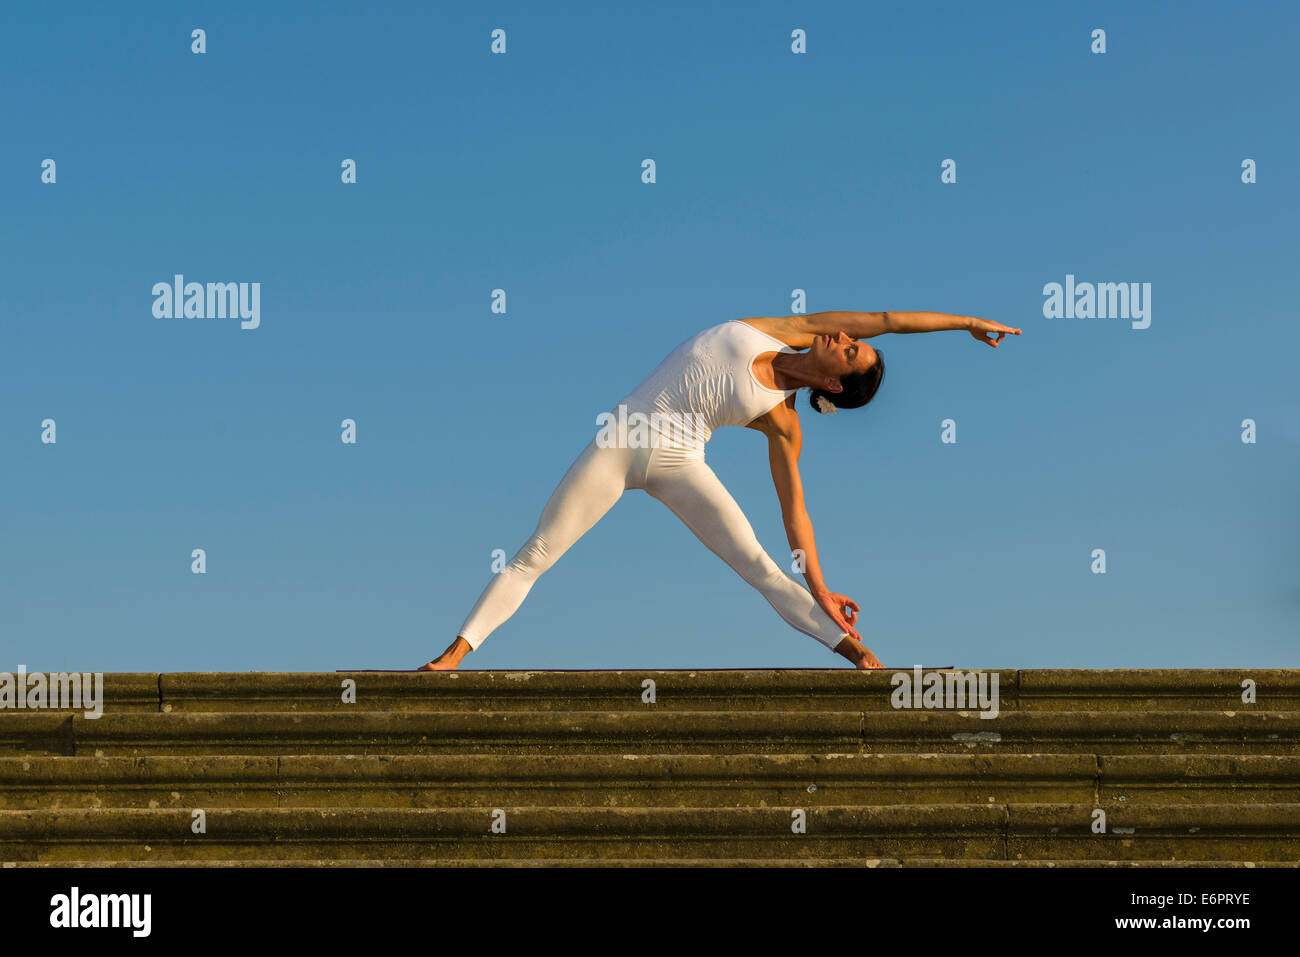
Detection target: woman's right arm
<box><xmin>757</xmin><ymin>406</ymin><xmax>863</xmax><ymax>641</ymax></box>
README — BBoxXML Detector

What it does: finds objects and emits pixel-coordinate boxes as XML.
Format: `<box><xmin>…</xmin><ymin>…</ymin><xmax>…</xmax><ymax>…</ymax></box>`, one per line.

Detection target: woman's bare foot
<box><xmin>833</xmin><ymin>635</ymin><xmax>886</xmax><ymax>669</ymax></box>
<box><xmin>416</xmin><ymin>636</ymin><xmax>473</xmax><ymax>672</ymax></box>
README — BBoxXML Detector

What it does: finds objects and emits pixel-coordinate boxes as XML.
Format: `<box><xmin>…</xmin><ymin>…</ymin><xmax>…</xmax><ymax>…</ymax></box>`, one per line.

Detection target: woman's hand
<box><xmin>813</xmin><ymin>589</ymin><xmax>861</xmax><ymax>641</ymax></box>
<box><xmin>968</xmin><ymin>317</ymin><xmax>1022</xmax><ymax>347</ymax></box>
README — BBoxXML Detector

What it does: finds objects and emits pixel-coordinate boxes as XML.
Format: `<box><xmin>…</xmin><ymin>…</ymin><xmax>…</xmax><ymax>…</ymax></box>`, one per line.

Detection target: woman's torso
<box><xmin>614</xmin><ymin>320</ymin><xmax>798</xmax><ymax>452</ymax></box>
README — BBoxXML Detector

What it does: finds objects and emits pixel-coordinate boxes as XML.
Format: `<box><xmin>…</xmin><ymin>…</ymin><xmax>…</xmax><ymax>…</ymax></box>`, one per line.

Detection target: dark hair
<box><xmin>808</xmin><ymin>349</ymin><xmax>885</xmax><ymax>413</ymax></box>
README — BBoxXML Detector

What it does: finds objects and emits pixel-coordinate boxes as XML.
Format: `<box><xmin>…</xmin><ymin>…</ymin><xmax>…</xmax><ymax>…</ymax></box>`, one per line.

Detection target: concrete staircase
<box><xmin>2</xmin><ymin>669</ymin><xmax>1298</xmax><ymax>866</ymax></box>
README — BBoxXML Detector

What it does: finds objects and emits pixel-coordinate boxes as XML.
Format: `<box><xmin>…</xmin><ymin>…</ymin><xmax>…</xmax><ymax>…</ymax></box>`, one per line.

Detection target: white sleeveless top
<box><xmin>615</xmin><ymin>320</ymin><xmax>798</xmax><ymax>452</ymax></box>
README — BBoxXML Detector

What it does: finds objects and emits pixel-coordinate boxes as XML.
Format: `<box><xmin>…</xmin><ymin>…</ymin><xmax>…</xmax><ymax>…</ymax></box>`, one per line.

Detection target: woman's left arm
<box><xmin>742</xmin><ymin>312</ymin><xmax>1021</xmax><ymax>347</ymax></box>
<box><xmin>883</xmin><ymin>312</ymin><xmax>1022</xmax><ymax>346</ymax></box>
<box><xmin>760</xmin><ymin>411</ymin><xmax>862</xmax><ymax>640</ymax></box>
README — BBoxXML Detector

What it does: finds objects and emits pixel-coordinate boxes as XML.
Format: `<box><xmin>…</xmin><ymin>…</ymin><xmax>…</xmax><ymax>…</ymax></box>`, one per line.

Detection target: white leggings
<box><xmin>456</xmin><ymin>436</ymin><xmax>850</xmax><ymax>653</ymax></box>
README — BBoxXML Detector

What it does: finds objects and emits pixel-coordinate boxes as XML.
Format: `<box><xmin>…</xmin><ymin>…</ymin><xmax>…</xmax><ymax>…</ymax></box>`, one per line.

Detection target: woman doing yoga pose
<box><xmin>420</xmin><ymin>310</ymin><xmax>1020</xmax><ymax>671</ymax></box>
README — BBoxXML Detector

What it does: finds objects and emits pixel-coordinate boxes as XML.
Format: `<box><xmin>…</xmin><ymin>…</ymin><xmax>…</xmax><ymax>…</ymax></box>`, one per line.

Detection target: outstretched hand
<box><xmin>969</xmin><ymin>317</ymin><xmax>1022</xmax><ymax>347</ymax></box>
<box><xmin>814</xmin><ymin>590</ymin><xmax>861</xmax><ymax>641</ymax></box>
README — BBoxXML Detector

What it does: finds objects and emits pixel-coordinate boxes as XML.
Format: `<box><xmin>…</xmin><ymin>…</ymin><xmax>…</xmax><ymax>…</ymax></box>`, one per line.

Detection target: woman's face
<box><xmin>811</xmin><ymin>331</ymin><xmax>877</xmax><ymax>388</ymax></box>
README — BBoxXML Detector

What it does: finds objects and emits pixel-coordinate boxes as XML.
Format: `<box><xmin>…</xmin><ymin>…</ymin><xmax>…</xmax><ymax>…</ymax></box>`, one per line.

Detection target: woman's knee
<box><xmin>508</xmin><ymin>533</ymin><xmax>555</xmax><ymax>578</ymax></box>
<box><xmin>734</xmin><ymin>549</ymin><xmax>789</xmax><ymax>591</ymax></box>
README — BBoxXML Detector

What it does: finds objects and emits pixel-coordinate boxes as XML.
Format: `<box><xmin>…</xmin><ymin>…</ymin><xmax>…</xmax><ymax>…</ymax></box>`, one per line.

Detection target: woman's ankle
<box><xmin>441</xmin><ymin>636</ymin><xmax>473</xmax><ymax>661</ymax></box>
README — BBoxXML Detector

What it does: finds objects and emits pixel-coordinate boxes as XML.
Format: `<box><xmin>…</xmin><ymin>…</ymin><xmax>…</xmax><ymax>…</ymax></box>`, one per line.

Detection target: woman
<box><xmin>420</xmin><ymin>310</ymin><xmax>1020</xmax><ymax>671</ymax></box>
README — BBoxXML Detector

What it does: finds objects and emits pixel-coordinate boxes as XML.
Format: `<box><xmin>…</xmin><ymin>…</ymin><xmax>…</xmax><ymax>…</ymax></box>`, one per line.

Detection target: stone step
<box><xmin>2</xmin><ymin>804</ymin><xmax>1296</xmax><ymax>863</ymax></box>
<box><xmin>4</xmin><ymin>709</ymin><xmax>1294</xmax><ymax>756</ymax></box>
<box><xmin>30</xmin><ymin>670</ymin><xmax>1293</xmax><ymax>714</ymax></box>
<box><xmin>3</xmin><ymin>753</ymin><xmax>1298</xmax><ymax>809</ymax></box>
<box><xmin>8</xmin><ymin>857</ymin><xmax>1292</xmax><ymax>868</ymax></box>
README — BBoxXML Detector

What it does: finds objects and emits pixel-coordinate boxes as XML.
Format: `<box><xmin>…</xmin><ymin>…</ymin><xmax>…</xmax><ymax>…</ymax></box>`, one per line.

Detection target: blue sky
<box><xmin>2</xmin><ymin>1</ymin><xmax>1296</xmax><ymax>672</ymax></box>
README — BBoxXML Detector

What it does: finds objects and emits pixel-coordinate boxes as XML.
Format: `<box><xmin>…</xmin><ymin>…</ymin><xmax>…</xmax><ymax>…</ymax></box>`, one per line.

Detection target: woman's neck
<box><xmin>770</xmin><ymin>351</ymin><xmax>820</xmax><ymax>391</ymax></box>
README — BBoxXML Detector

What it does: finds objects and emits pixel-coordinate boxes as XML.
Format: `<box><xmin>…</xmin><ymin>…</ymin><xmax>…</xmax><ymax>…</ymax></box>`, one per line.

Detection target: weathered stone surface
<box><xmin>1</xmin><ymin>669</ymin><xmax>1296</xmax><ymax>865</ymax></box>
<box><xmin>161</xmin><ymin>669</ymin><xmax>1012</xmax><ymax>713</ymax></box>
<box><xmin>1019</xmin><ymin>669</ymin><xmax>1300</xmax><ymax>711</ymax></box>
<box><xmin>0</xmin><ymin>753</ymin><xmax>1098</xmax><ymax>809</ymax></box>
<box><xmin>38</xmin><ymin>708</ymin><xmax>1300</xmax><ymax>757</ymax></box>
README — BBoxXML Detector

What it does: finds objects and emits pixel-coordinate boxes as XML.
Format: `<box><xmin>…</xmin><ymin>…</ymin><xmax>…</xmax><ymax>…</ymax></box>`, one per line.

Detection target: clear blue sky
<box><xmin>2</xmin><ymin>1</ymin><xmax>1296</xmax><ymax>672</ymax></box>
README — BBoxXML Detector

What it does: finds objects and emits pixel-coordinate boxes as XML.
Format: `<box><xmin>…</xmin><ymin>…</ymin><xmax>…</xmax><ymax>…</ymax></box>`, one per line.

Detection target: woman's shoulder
<box><xmin>744</xmin><ymin>393</ymin><xmax>802</xmax><ymax>440</ymax></box>
<box><xmin>732</xmin><ymin>316</ymin><xmax>805</xmax><ymax>350</ymax></box>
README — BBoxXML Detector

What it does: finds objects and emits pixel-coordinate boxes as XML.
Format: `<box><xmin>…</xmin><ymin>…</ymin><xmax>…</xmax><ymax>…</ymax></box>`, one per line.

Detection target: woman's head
<box><xmin>806</xmin><ymin>331</ymin><xmax>885</xmax><ymax>415</ymax></box>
